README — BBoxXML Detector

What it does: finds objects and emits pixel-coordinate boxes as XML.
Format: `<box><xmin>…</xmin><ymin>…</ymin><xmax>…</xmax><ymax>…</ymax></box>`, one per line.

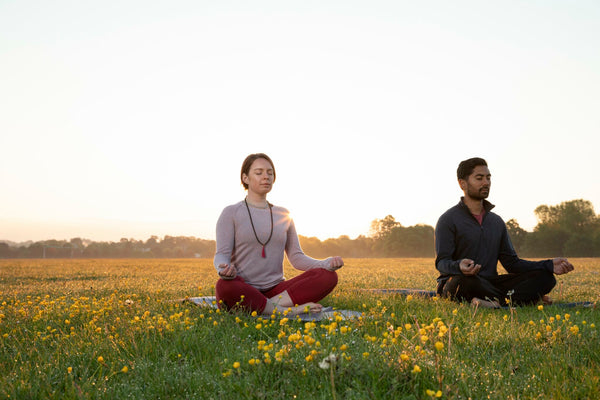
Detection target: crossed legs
<box><xmin>216</xmin><ymin>268</ymin><xmax>338</xmax><ymax>316</ymax></box>
<box><xmin>441</xmin><ymin>270</ymin><xmax>556</xmax><ymax>307</ymax></box>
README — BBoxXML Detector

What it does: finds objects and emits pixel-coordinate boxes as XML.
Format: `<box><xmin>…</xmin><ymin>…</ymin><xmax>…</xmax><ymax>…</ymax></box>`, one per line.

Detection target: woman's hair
<box><xmin>240</xmin><ymin>153</ymin><xmax>276</xmax><ymax>189</ymax></box>
<box><xmin>457</xmin><ymin>157</ymin><xmax>487</xmax><ymax>180</ymax></box>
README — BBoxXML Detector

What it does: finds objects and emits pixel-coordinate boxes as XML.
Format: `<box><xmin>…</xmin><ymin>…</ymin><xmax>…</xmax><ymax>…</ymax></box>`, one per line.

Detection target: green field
<box><xmin>1</xmin><ymin>258</ymin><xmax>598</xmax><ymax>399</ymax></box>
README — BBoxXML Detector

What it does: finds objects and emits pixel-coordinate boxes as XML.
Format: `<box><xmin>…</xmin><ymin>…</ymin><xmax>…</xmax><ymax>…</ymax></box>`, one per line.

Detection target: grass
<box><xmin>0</xmin><ymin>258</ymin><xmax>599</xmax><ymax>399</ymax></box>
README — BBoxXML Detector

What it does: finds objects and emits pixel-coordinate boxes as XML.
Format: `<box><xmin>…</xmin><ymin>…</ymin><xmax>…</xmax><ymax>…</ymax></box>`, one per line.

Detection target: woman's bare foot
<box><xmin>287</xmin><ymin>302</ymin><xmax>323</xmax><ymax>316</ymax></box>
<box><xmin>471</xmin><ymin>297</ymin><xmax>500</xmax><ymax>309</ymax></box>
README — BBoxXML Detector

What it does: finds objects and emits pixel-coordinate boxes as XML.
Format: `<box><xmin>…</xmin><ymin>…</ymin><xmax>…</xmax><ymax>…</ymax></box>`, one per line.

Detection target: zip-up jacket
<box><xmin>435</xmin><ymin>198</ymin><xmax>553</xmax><ymax>285</ymax></box>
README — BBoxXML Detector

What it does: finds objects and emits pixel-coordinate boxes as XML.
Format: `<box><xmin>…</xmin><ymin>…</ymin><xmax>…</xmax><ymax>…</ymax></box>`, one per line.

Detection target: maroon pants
<box><xmin>216</xmin><ymin>268</ymin><xmax>338</xmax><ymax>313</ymax></box>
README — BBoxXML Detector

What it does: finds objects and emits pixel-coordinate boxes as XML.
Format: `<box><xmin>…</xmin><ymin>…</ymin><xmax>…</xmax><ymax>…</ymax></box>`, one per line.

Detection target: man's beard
<box><xmin>467</xmin><ymin>186</ymin><xmax>489</xmax><ymax>200</ymax></box>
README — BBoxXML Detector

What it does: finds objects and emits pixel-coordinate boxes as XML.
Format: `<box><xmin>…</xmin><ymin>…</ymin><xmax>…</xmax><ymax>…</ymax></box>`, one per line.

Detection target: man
<box><xmin>435</xmin><ymin>157</ymin><xmax>574</xmax><ymax>308</ymax></box>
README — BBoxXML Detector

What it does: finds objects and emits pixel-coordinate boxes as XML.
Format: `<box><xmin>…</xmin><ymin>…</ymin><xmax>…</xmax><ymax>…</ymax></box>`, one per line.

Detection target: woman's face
<box><xmin>242</xmin><ymin>158</ymin><xmax>274</xmax><ymax>196</ymax></box>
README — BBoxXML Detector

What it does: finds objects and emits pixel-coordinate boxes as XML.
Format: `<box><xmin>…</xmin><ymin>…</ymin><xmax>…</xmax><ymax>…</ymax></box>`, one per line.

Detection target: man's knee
<box><xmin>442</xmin><ymin>275</ymin><xmax>480</xmax><ymax>301</ymax></box>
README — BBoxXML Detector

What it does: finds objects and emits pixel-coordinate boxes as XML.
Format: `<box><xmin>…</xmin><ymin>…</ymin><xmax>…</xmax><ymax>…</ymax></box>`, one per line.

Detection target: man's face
<box><xmin>460</xmin><ymin>165</ymin><xmax>491</xmax><ymax>200</ymax></box>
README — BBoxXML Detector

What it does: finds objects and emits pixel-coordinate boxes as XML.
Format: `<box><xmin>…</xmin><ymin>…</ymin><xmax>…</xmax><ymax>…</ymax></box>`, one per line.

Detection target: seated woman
<box><xmin>214</xmin><ymin>153</ymin><xmax>343</xmax><ymax>316</ymax></box>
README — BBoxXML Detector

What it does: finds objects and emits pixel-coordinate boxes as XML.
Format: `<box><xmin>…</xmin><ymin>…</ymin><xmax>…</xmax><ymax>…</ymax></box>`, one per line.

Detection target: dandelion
<box><xmin>538</xmin><ymin>305</ymin><xmax>544</xmax><ymax>311</ymax></box>
<box><xmin>97</xmin><ymin>356</ymin><xmax>104</xmax><ymax>363</ymax></box>
<box><xmin>318</xmin><ymin>353</ymin><xmax>338</xmax><ymax>370</ymax></box>
<box><xmin>121</xmin><ymin>366</ymin><xmax>129</xmax><ymax>373</ymax></box>
<box><xmin>233</xmin><ymin>362</ymin><xmax>240</xmax><ymax>369</ymax></box>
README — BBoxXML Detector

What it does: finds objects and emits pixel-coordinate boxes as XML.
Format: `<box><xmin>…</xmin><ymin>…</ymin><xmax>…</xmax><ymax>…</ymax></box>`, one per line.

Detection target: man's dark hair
<box><xmin>457</xmin><ymin>157</ymin><xmax>487</xmax><ymax>180</ymax></box>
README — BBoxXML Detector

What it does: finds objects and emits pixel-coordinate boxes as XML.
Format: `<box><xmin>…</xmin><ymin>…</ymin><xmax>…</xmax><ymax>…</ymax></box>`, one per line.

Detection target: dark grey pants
<box><xmin>439</xmin><ymin>270</ymin><xmax>556</xmax><ymax>306</ymax></box>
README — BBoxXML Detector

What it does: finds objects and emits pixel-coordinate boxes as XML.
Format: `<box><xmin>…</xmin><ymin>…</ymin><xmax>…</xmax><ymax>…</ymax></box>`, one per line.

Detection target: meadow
<box><xmin>1</xmin><ymin>258</ymin><xmax>598</xmax><ymax>399</ymax></box>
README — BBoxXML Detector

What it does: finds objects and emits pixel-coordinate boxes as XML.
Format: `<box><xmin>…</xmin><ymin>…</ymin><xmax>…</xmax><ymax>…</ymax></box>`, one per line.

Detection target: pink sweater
<box><xmin>214</xmin><ymin>201</ymin><xmax>332</xmax><ymax>290</ymax></box>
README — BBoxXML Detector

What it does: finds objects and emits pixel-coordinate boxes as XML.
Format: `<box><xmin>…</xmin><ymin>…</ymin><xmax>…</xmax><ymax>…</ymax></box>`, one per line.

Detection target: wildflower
<box><xmin>362</xmin><ymin>352</ymin><xmax>369</xmax><ymax>358</ymax></box>
<box><xmin>222</xmin><ymin>370</ymin><xmax>232</xmax><ymax>377</ymax></box>
<box><xmin>280</xmin><ymin>318</ymin><xmax>289</xmax><ymax>326</ymax></box>
<box><xmin>121</xmin><ymin>366</ymin><xmax>129</xmax><ymax>373</ymax></box>
<box><xmin>251</xmin><ymin>311</ymin><xmax>258</xmax><ymax>317</ymax></box>
<box><xmin>67</xmin><ymin>367</ymin><xmax>73</xmax><ymax>374</ymax></box>
<box><xmin>97</xmin><ymin>356</ymin><xmax>104</xmax><ymax>363</ymax></box>
<box><xmin>255</xmin><ymin>323</ymin><xmax>262</xmax><ymax>330</ymax></box>
<box><xmin>570</xmin><ymin>325</ymin><xmax>579</xmax><ymax>335</ymax></box>
<box><xmin>318</xmin><ymin>353</ymin><xmax>338</xmax><ymax>370</ymax></box>
<box><xmin>538</xmin><ymin>305</ymin><xmax>544</xmax><ymax>311</ymax></box>
<box><xmin>406</xmin><ymin>295</ymin><xmax>413</xmax><ymax>302</ymax></box>
<box><xmin>233</xmin><ymin>362</ymin><xmax>240</xmax><ymax>369</ymax></box>
<box><xmin>435</xmin><ymin>341</ymin><xmax>444</xmax><ymax>351</ymax></box>
<box><xmin>452</xmin><ymin>309</ymin><xmax>458</xmax><ymax>315</ymax></box>
<box><xmin>412</xmin><ymin>365</ymin><xmax>421</xmax><ymax>374</ymax></box>
<box><xmin>400</xmin><ymin>353</ymin><xmax>409</xmax><ymax>361</ymax></box>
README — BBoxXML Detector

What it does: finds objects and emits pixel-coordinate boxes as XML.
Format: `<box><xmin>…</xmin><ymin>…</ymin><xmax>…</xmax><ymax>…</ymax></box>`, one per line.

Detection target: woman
<box><xmin>214</xmin><ymin>153</ymin><xmax>343</xmax><ymax>316</ymax></box>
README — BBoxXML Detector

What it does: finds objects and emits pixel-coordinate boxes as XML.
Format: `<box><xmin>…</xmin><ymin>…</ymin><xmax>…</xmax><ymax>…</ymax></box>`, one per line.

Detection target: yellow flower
<box><xmin>570</xmin><ymin>325</ymin><xmax>579</xmax><ymax>335</ymax></box>
<box><xmin>67</xmin><ymin>367</ymin><xmax>73</xmax><ymax>374</ymax></box>
<box><xmin>97</xmin><ymin>356</ymin><xmax>104</xmax><ymax>363</ymax></box>
<box><xmin>233</xmin><ymin>362</ymin><xmax>240</xmax><ymax>369</ymax></box>
<box><xmin>412</xmin><ymin>365</ymin><xmax>421</xmax><ymax>373</ymax></box>
<box><xmin>362</xmin><ymin>352</ymin><xmax>369</xmax><ymax>358</ymax></box>
<box><xmin>121</xmin><ymin>366</ymin><xmax>129</xmax><ymax>373</ymax></box>
<box><xmin>434</xmin><ymin>341</ymin><xmax>444</xmax><ymax>351</ymax></box>
<box><xmin>538</xmin><ymin>305</ymin><xmax>544</xmax><ymax>311</ymax></box>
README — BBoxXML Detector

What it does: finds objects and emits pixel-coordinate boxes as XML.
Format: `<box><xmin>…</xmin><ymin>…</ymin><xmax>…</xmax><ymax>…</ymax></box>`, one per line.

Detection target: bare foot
<box><xmin>471</xmin><ymin>297</ymin><xmax>500</xmax><ymax>309</ymax></box>
<box><xmin>287</xmin><ymin>302</ymin><xmax>323</xmax><ymax>316</ymax></box>
<box><xmin>541</xmin><ymin>295</ymin><xmax>553</xmax><ymax>305</ymax></box>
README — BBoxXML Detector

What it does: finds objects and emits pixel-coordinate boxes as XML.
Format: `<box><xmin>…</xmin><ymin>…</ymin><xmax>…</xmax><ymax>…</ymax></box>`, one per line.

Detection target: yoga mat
<box><xmin>360</xmin><ymin>288</ymin><xmax>596</xmax><ymax>308</ymax></box>
<box><xmin>181</xmin><ymin>296</ymin><xmax>363</xmax><ymax>321</ymax></box>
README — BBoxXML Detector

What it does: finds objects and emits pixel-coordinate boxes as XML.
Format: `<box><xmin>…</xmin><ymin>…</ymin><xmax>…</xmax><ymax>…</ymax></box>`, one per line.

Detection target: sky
<box><xmin>1</xmin><ymin>0</ymin><xmax>599</xmax><ymax>244</ymax></box>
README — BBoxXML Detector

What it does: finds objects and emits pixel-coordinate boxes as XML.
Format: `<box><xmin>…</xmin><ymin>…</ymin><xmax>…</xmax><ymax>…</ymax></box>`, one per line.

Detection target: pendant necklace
<box><xmin>244</xmin><ymin>198</ymin><xmax>273</xmax><ymax>258</ymax></box>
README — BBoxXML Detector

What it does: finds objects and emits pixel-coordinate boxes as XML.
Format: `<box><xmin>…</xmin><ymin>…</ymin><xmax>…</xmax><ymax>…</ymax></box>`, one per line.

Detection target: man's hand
<box><xmin>218</xmin><ymin>263</ymin><xmax>237</xmax><ymax>280</ymax></box>
<box><xmin>553</xmin><ymin>258</ymin><xmax>574</xmax><ymax>275</ymax></box>
<box><xmin>459</xmin><ymin>258</ymin><xmax>481</xmax><ymax>276</ymax></box>
<box><xmin>327</xmin><ymin>256</ymin><xmax>344</xmax><ymax>271</ymax></box>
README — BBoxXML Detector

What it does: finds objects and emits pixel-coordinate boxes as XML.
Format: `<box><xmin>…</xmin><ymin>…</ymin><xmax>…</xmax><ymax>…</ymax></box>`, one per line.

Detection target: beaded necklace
<box><xmin>244</xmin><ymin>198</ymin><xmax>273</xmax><ymax>258</ymax></box>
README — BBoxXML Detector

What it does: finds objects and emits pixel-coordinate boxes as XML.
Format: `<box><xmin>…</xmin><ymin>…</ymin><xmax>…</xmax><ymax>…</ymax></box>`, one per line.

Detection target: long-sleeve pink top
<box><xmin>213</xmin><ymin>201</ymin><xmax>332</xmax><ymax>290</ymax></box>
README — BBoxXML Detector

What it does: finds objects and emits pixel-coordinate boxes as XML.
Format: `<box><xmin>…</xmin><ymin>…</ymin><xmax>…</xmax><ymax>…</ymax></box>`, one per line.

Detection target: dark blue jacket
<box><xmin>435</xmin><ymin>198</ymin><xmax>553</xmax><ymax>284</ymax></box>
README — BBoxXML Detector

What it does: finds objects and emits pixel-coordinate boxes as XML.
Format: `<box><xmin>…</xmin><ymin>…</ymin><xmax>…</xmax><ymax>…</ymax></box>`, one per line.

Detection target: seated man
<box><xmin>435</xmin><ymin>157</ymin><xmax>574</xmax><ymax>308</ymax></box>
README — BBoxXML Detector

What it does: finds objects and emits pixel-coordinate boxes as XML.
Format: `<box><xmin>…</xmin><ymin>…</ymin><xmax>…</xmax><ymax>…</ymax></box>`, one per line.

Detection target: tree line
<box><xmin>1</xmin><ymin>199</ymin><xmax>598</xmax><ymax>259</ymax></box>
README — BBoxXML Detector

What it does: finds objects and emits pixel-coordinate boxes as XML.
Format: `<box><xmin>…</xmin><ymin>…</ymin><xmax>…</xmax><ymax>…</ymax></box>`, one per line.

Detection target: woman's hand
<box><xmin>328</xmin><ymin>256</ymin><xmax>344</xmax><ymax>271</ymax></box>
<box><xmin>218</xmin><ymin>263</ymin><xmax>237</xmax><ymax>280</ymax></box>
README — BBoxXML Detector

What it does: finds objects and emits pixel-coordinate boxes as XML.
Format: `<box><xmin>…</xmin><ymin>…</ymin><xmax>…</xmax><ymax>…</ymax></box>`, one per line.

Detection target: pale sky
<box><xmin>1</xmin><ymin>0</ymin><xmax>599</xmax><ymax>243</ymax></box>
